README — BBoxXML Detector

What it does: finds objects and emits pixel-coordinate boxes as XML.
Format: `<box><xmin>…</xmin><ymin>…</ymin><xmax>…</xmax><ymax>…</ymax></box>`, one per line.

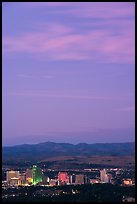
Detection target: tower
<box><xmin>32</xmin><ymin>165</ymin><xmax>43</xmax><ymax>185</ymax></box>
<box><xmin>100</xmin><ymin>169</ymin><xmax>109</xmax><ymax>183</ymax></box>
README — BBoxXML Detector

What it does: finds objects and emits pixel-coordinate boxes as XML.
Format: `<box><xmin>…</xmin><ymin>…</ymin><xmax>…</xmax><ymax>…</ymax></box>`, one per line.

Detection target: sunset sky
<box><xmin>2</xmin><ymin>2</ymin><xmax>135</xmax><ymax>146</ymax></box>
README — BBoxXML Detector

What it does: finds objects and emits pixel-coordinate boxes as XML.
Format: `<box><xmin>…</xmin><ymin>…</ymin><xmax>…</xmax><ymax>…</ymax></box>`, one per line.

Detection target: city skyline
<box><xmin>2</xmin><ymin>2</ymin><xmax>135</xmax><ymax>146</ymax></box>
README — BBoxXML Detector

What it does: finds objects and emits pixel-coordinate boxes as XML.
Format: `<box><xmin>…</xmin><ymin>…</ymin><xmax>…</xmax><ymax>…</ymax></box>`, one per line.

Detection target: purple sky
<box><xmin>2</xmin><ymin>2</ymin><xmax>135</xmax><ymax>146</ymax></box>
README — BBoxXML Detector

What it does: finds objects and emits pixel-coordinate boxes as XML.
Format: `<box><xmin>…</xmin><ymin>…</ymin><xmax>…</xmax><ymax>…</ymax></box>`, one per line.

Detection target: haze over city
<box><xmin>2</xmin><ymin>2</ymin><xmax>135</xmax><ymax>146</ymax></box>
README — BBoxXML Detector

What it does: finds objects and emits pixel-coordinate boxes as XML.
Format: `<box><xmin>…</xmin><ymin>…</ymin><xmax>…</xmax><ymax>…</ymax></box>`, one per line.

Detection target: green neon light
<box><xmin>32</xmin><ymin>166</ymin><xmax>42</xmax><ymax>185</ymax></box>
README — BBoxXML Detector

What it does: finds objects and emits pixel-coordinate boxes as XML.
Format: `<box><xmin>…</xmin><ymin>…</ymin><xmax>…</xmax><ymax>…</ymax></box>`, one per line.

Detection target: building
<box><xmin>6</xmin><ymin>171</ymin><xmax>20</xmax><ymax>184</ymax></box>
<box><xmin>84</xmin><ymin>175</ymin><xmax>88</xmax><ymax>184</ymax></box>
<box><xmin>90</xmin><ymin>179</ymin><xmax>100</xmax><ymax>184</ymax></box>
<box><xmin>107</xmin><ymin>173</ymin><xmax>113</xmax><ymax>183</ymax></box>
<box><xmin>122</xmin><ymin>179</ymin><xmax>133</xmax><ymax>186</ymax></box>
<box><xmin>69</xmin><ymin>174</ymin><xmax>76</xmax><ymax>184</ymax></box>
<box><xmin>58</xmin><ymin>172</ymin><xmax>69</xmax><ymax>185</ymax></box>
<box><xmin>42</xmin><ymin>176</ymin><xmax>50</xmax><ymax>185</ymax></box>
<box><xmin>19</xmin><ymin>172</ymin><xmax>26</xmax><ymax>185</ymax></box>
<box><xmin>49</xmin><ymin>179</ymin><xmax>58</xmax><ymax>186</ymax></box>
<box><xmin>26</xmin><ymin>166</ymin><xmax>43</xmax><ymax>185</ymax></box>
<box><xmin>26</xmin><ymin>169</ymin><xmax>33</xmax><ymax>184</ymax></box>
<box><xmin>9</xmin><ymin>177</ymin><xmax>21</xmax><ymax>186</ymax></box>
<box><xmin>100</xmin><ymin>169</ymin><xmax>109</xmax><ymax>183</ymax></box>
<box><xmin>32</xmin><ymin>165</ymin><xmax>43</xmax><ymax>185</ymax></box>
<box><xmin>75</xmin><ymin>174</ymin><xmax>85</xmax><ymax>185</ymax></box>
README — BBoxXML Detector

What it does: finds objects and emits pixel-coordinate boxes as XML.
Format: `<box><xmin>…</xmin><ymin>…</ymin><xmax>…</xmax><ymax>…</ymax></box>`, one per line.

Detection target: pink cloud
<box><xmin>3</xmin><ymin>21</ymin><xmax>134</xmax><ymax>63</ymax></box>
<box><xmin>28</xmin><ymin>2</ymin><xmax>134</xmax><ymax>19</ymax></box>
<box><xmin>22</xmin><ymin>2</ymin><xmax>134</xmax><ymax>16</ymax></box>
<box><xmin>71</xmin><ymin>2</ymin><xmax>134</xmax><ymax>19</ymax></box>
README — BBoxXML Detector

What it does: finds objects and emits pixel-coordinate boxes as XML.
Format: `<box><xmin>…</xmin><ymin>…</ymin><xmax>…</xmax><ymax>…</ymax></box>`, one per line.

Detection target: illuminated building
<box><xmin>42</xmin><ymin>176</ymin><xmax>50</xmax><ymax>185</ymax></box>
<box><xmin>69</xmin><ymin>174</ymin><xmax>76</xmax><ymax>184</ymax></box>
<box><xmin>9</xmin><ymin>177</ymin><xmax>21</xmax><ymax>186</ymax></box>
<box><xmin>19</xmin><ymin>172</ymin><xmax>26</xmax><ymax>185</ymax></box>
<box><xmin>6</xmin><ymin>171</ymin><xmax>20</xmax><ymax>184</ymax></box>
<box><xmin>49</xmin><ymin>179</ymin><xmax>58</xmax><ymax>186</ymax></box>
<box><xmin>26</xmin><ymin>166</ymin><xmax>43</xmax><ymax>185</ymax></box>
<box><xmin>100</xmin><ymin>169</ymin><xmax>109</xmax><ymax>183</ymax></box>
<box><xmin>26</xmin><ymin>169</ymin><xmax>33</xmax><ymax>184</ymax></box>
<box><xmin>90</xmin><ymin>179</ymin><xmax>100</xmax><ymax>184</ymax></box>
<box><xmin>58</xmin><ymin>172</ymin><xmax>69</xmax><ymax>185</ymax></box>
<box><xmin>123</xmin><ymin>179</ymin><xmax>133</xmax><ymax>186</ymax></box>
<box><xmin>75</xmin><ymin>174</ymin><xmax>85</xmax><ymax>184</ymax></box>
<box><xmin>32</xmin><ymin>165</ymin><xmax>43</xmax><ymax>185</ymax></box>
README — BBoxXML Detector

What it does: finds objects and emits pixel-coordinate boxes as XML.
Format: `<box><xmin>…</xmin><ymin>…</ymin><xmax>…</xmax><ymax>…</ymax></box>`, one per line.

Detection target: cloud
<box><xmin>2</xmin><ymin>21</ymin><xmax>134</xmax><ymax>64</ymax></box>
<box><xmin>22</xmin><ymin>2</ymin><xmax>135</xmax><ymax>19</ymax></box>
<box><xmin>67</xmin><ymin>2</ymin><xmax>134</xmax><ymax>19</ymax></box>
<box><xmin>2</xmin><ymin>2</ymin><xmax>135</xmax><ymax>64</ymax></box>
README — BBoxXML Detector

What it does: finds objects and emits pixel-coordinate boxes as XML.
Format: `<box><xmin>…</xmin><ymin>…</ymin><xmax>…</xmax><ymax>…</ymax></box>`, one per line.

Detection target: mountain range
<box><xmin>2</xmin><ymin>141</ymin><xmax>135</xmax><ymax>162</ymax></box>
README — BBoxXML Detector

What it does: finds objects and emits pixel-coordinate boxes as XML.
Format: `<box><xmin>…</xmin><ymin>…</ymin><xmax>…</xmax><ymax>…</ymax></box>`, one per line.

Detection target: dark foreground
<box><xmin>2</xmin><ymin>183</ymin><xmax>135</xmax><ymax>202</ymax></box>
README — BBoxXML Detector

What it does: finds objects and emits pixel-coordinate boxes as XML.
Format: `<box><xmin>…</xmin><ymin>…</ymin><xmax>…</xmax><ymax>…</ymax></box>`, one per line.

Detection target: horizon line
<box><xmin>2</xmin><ymin>140</ymin><xmax>135</xmax><ymax>148</ymax></box>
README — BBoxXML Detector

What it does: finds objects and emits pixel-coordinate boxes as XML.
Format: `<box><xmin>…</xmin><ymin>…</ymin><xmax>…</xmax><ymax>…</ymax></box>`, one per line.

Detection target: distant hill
<box><xmin>2</xmin><ymin>142</ymin><xmax>135</xmax><ymax>162</ymax></box>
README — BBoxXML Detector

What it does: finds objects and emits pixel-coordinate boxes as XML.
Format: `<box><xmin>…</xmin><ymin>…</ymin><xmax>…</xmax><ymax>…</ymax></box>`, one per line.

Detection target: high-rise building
<box><xmin>19</xmin><ymin>172</ymin><xmax>26</xmax><ymax>185</ymax></box>
<box><xmin>32</xmin><ymin>165</ymin><xmax>43</xmax><ymax>185</ymax></box>
<box><xmin>58</xmin><ymin>172</ymin><xmax>69</xmax><ymax>185</ymax></box>
<box><xmin>26</xmin><ymin>166</ymin><xmax>43</xmax><ymax>185</ymax></box>
<box><xmin>26</xmin><ymin>169</ymin><xmax>33</xmax><ymax>184</ymax></box>
<box><xmin>100</xmin><ymin>169</ymin><xmax>109</xmax><ymax>183</ymax></box>
<box><xmin>42</xmin><ymin>176</ymin><xmax>50</xmax><ymax>185</ymax></box>
<box><xmin>75</xmin><ymin>174</ymin><xmax>85</xmax><ymax>184</ymax></box>
<box><xmin>69</xmin><ymin>174</ymin><xmax>76</xmax><ymax>184</ymax></box>
<box><xmin>6</xmin><ymin>171</ymin><xmax>20</xmax><ymax>184</ymax></box>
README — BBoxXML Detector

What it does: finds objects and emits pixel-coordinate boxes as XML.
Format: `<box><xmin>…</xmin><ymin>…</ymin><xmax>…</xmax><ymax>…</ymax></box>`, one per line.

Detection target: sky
<box><xmin>2</xmin><ymin>2</ymin><xmax>135</xmax><ymax>146</ymax></box>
